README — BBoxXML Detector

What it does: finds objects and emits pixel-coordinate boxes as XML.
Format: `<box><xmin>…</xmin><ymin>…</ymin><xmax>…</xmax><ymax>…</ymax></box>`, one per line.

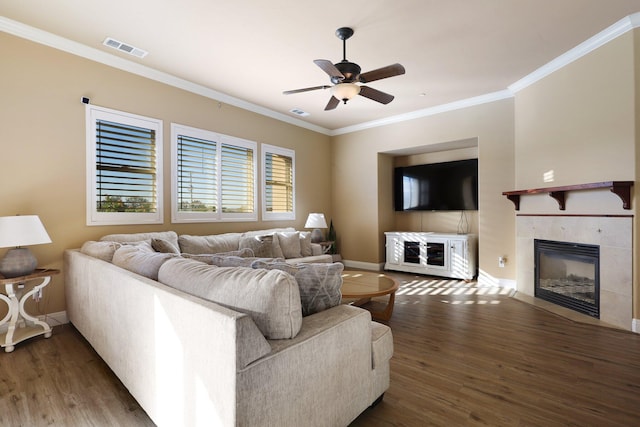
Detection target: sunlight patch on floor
<box><xmin>394</xmin><ymin>276</ymin><xmax>511</xmax><ymax>305</ymax></box>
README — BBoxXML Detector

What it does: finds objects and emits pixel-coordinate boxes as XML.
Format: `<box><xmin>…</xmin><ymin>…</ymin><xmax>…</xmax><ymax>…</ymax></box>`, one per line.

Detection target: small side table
<box><xmin>318</xmin><ymin>241</ymin><xmax>335</xmax><ymax>254</ymax></box>
<box><xmin>0</xmin><ymin>268</ymin><xmax>59</xmax><ymax>352</ymax></box>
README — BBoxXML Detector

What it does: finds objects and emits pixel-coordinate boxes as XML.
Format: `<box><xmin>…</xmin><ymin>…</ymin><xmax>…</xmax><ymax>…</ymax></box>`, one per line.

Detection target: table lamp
<box><xmin>305</xmin><ymin>213</ymin><xmax>328</xmax><ymax>243</ymax></box>
<box><xmin>0</xmin><ymin>215</ymin><xmax>52</xmax><ymax>278</ymax></box>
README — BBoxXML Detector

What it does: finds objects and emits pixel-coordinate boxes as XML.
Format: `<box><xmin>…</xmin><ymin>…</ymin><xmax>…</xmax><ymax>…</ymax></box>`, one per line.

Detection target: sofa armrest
<box><xmin>236</xmin><ymin>304</ymin><xmax>381</xmax><ymax>426</ymax></box>
<box><xmin>64</xmin><ymin>249</ymin><xmax>271</xmax><ymax>426</ymax></box>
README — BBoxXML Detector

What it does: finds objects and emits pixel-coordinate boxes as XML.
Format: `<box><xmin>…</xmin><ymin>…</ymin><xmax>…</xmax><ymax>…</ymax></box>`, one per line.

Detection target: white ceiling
<box><xmin>2</xmin><ymin>1</ymin><xmax>640</xmax><ymax>133</ymax></box>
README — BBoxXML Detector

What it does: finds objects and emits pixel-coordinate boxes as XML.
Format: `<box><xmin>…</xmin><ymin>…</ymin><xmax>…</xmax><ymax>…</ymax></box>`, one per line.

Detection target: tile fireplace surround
<box><xmin>516</xmin><ymin>215</ymin><xmax>632</xmax><ymax>330</ymax></box>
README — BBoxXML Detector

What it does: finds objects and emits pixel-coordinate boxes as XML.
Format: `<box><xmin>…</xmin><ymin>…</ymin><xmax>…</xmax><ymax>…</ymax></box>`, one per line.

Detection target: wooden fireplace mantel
<box><xmin>502</xmin><ymin>181</ymin><xmax>633</xmax><ymax>211</ymax></box>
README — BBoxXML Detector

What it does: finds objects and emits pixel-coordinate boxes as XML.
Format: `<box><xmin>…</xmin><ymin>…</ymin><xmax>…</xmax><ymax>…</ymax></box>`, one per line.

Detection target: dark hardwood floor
<box><xmin>2</xmin><ymin>271</ymin><xmax>639</xmax><ymax>426</ymax></box>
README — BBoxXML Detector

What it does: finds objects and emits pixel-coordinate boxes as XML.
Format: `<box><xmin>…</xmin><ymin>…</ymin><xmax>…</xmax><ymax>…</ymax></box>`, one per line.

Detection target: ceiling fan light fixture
<box><xmin>331</xmin><ymin>83</ymin><xmax>361</xmax><ymax>103</ymax></box>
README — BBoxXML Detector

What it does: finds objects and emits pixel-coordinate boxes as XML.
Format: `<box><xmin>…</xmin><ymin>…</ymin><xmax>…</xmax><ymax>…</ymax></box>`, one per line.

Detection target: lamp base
<box><xmin>0</xmin><ymin>248</ymin><xmax>38</xmax><ymax>278</ymax></box>
<box><xmin>310</xmin><ymin>229</ymin><xmax>324</xmax><ymax>243</ymax></box>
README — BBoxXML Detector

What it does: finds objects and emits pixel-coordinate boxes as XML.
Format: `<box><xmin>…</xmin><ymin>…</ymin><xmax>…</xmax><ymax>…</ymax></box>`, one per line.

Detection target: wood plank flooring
<box><xmin>1</xmin><ymin>271</ymin><xmax>639</xmax><ymax>426</ymax></box>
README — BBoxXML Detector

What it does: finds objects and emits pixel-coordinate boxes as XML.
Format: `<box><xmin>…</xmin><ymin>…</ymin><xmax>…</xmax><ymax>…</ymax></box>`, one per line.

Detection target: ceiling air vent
<box><xmin>103</xmin><ymin>37</ymin><xmax>148</xmax><ymax>58</ymax></box>
<box><xmin>289</xmin><ymin>108</ymin><xmax>310</xmax><ymax>117</ymax></box>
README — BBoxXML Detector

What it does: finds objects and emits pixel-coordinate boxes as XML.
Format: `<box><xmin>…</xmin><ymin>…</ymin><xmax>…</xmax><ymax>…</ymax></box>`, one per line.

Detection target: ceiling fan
<box><xmin>283</xmin><ymin>27</ymin><xmax>405</xmax><ymax>111</ymax></box>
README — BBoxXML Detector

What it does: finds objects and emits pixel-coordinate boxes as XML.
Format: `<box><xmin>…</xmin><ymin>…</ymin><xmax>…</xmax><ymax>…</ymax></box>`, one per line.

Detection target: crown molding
<box><xmin>509</xmin><ymin>12</ymin><xmax>640</xmax><ymax>93</ymax></box>
<box><xmin>330</xmin><ymin>90</ymin><xmax>514</xmax><ymax>136</ymax></box>
<box><xmin>0</xmin><ymin>16</ymin><xmax>332</xmax><ymax>136</ymax></box>
<box><xmin>3</xmin><ymin>13</ymin><xmax>640</xmax><ymax>137</ymax></box>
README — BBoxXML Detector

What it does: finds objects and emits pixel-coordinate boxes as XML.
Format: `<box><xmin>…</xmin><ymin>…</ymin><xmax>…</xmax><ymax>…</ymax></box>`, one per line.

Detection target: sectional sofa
<box><xmin>64</xmin><ymin>228</ymin><xmax>393</xmax><ymax>426</ymax></box>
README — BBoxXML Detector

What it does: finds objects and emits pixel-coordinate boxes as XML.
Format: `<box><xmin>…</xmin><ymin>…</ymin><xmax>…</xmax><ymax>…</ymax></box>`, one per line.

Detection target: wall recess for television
<box><xmin>502</xmin><ymin>181</ymin><xmax>633</xmax><ymax>210</ymax></box>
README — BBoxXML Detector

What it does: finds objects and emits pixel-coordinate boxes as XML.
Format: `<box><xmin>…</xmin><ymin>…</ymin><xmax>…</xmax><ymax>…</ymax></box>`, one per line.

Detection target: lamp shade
<box><xmin>331</xmin><ymin>83</ymin><xmax>360</xmax><ymax>102</ymax></box>
<box><xmin>0</xmin><ymin>215</ymin><xmax>52</xmax><ymax>248</ymax></box>
<box><xmin>305</xmin><ymin>213</ymin><xmax>328</xmax><ymax>229</ymax></box>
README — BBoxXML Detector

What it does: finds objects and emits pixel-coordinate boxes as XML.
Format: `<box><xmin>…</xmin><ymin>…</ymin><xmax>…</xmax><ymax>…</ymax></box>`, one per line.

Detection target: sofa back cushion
<box><xmin>182</xmin><ymin>248</ymin><xmax>256</xmax><ymax>264</ymax></box>
<box><xmin>100</xmin><ymin>231</ymin><xmax>179</xmax><ymax>249</ymax></box>
<box><xmin>158</xmin><ymin>258</ymin><xmax>302</xmax><ymax>339</ymax></box>
<box><xmin>178</xmin><ymin>233</ymin><xmax>242</xmax><ymax>255</ymax></box>
<box><xmin>80</xmin><ymin>240</ymin><xmax>122</xmax><ymax>262</ymax></box>
<box><xmin>112</xmin><ymin>242</ymin><xmax>178</xmax><ymax>280</ymax></box>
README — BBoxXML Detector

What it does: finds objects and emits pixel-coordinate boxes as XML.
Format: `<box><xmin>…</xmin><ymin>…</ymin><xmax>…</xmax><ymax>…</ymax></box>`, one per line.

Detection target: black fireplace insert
<box><xmin>534</xmin><ymin>239</ymin><xmax>600</xmax><ymax>318</ymax></box>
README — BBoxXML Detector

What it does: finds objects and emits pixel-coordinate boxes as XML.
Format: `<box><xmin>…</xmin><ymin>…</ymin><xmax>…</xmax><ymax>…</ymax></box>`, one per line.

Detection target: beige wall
<box><xmin>332</xmin><ymin>99</ymin><xmax>516</xmax><ymax>283</ymax></box>
<box><xmin>514</xmin><ymin>33</ymin><xmax>635</xmax><ymax>191</ymax></box>
<box><xmin>0</xmin><ymin>33</ymin><xmax>332</xmax><ymax>318</ymax></box>
<box><xmin>513</xmin><ymin>30</ymin><xmax>638</xmax><ymax>316</ymax></box>
<box><xmin>4</xmin><ymin>25</ymin><xmax>640</xmax><ymax>321</ymax></box>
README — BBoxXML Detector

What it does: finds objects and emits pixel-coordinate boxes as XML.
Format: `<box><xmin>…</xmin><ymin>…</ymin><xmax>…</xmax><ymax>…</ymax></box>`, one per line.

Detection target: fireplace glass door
<box><xmin>534</xmin><ymin>239</ymin><xmax>599</xmax><ymax>318</ymax></box>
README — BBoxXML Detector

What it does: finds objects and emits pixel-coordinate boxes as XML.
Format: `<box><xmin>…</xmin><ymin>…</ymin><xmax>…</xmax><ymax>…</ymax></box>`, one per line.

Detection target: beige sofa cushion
<box><xmin>182</xmin><ymin>248</ymin><xmax>255</xmax><ymax>264</ymax></box>
<box><xmin>112</xmin><ymin>242</ymin><xmax>178</xmax><ymax>280</ymax></box>
<box><xmin>371</xmin><ymin>322</ymin><xmax>394</xmax><ymax>369</ymax></box>
<box><xmin>178</xmin><ymin>233</ymin><xmax>242</xmax><ymax>255</ymax></box>
<box><xmin>80</xmin><ymin>240</ymin><xmax>122</xmax><ymax>262</ymax></box>
<box><xmin>158</xmin><ymin>258</ymin><xmax>303</xmax><ymax>339</ymax></box>
<box><xmin>252</xmin><ymin>261</ymin><xmax>343</xmax><ymax>316</ymax></box>
<box><xmin>100</xmin><ymin>231</ymin><xmax>179</xmax><ymax>249</ymax></box>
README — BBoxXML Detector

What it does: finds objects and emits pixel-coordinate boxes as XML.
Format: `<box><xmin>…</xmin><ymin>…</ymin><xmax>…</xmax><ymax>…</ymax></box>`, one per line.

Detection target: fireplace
<box><xmin>534</xmin><ymin>239</ymin><xmax>600</xmax><ymax>318</ymax></box>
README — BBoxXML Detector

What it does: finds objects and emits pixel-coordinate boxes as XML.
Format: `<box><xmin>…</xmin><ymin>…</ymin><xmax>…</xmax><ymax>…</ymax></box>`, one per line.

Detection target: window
<box><xmin>86</xmin><ymin>105</ymin><xmax>163</xmax><ymax>225</ymax></box>
<box><xmin>171</xmin><ymin>124</ymin><xmax>257</xmax><ymax>222</ymax></box>
<box><xmin>262</xmin><ymin>144</ymin><xmax>295</xmax><ymax>221</ymax></box>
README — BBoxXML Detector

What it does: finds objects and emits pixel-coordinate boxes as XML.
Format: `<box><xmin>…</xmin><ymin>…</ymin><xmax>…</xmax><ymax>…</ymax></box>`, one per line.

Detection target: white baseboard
<box><xmin>633</xmin><ymin>318</ymin><xmax>640</xmax><ymax>334</ymax></box>
<box><xmin>497</xmin><ymin>278</ymin><xmax>517</xmax><ymax>291</ymax></box>
<box><xmin>341</xmin><ymin>260</ymin><xmax>384</xmax><ymax>271</ymax></box>
<box><xmin>0</xmin><ymin>310</ymin><xmax>68</xmax><ymax>334</ymax></box>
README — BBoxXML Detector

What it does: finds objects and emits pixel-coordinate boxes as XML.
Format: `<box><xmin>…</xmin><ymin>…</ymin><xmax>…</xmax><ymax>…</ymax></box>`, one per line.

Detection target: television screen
<box><xmin>394</xmin><ymin>159</ymin><xmax>478</xmax><ymax>211</ymax></box>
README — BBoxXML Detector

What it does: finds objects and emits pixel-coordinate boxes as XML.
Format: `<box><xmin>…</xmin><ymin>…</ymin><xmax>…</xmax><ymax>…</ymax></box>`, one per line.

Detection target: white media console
<box><xmin>384</xmin><ymin>232</ymin><xmax>477</xmax><ymax>280</ymax></box>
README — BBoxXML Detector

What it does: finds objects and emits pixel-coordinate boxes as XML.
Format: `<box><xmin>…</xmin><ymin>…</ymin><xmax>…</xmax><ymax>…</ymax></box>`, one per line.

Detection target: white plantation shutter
<box><xmin>96</xmin><ymin>120</ymin><xmax>157</xmax><ymax>212</ymax></box>
<box><xmin>171</xmin><ymin>124</ymin><xmax>257</xmax><ymax>222</ymax></box>
<box><xmin>221</xmin><ymin>143</ymin><xmax>255</xmax><ymax>213</ymax></box>
<box><xmin>177</xmin><ymin>135</ymin><xmax>217</xmax><ymax>213</ymax></box>
<box><xmin>87</xmin><ymin>105</ymin><xmax>163</xmax><ymax>226</ymax></box>
<box><xmin>262</xmin><ymin>144</ymin><xmax>295</xmax><ymax>220</ymax></box>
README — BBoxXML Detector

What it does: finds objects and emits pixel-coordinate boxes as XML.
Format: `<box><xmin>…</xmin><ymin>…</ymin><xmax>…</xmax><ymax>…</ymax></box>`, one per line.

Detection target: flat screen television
<box><xmin>394</xmin><ymin>159</ymin><xmax>478</xmax><ymax>211</ymax></box>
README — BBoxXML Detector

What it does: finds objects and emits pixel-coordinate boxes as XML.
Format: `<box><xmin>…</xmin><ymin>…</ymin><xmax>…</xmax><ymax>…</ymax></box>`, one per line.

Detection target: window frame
<box><xmin>86</xmin><ymin>105</ymin><xmax>163</xmax><ymax>226</ymax></box>
<box><xmin>171</xmin><ymin>123</ymin><xmax>257</xmax><ymax>223</ymax></box>
<box><xmin>262</xmin><ymin>144</ymin><xmax>295</xmax><ymax>221</ymax></box>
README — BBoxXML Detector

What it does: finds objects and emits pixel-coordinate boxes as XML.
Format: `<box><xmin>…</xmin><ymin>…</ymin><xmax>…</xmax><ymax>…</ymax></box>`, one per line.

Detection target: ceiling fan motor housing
<box><xmin>332</xmin><ymin>61</ymin><xmax>361</xmax><ymax>84</ymax></box>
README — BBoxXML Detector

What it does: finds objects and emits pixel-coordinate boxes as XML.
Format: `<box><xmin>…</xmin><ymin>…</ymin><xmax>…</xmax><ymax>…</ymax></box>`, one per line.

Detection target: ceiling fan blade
<box><xmin>324</xmin><ymin>96</ymin><xmax>340</xmax><ymax>111</ymax></box>
<box><xmin>359</xmin><ymin>63</ymin><xmax>405</xmax><ymax>83</ymax></box>
<box><xmin>314</xmin><ymin>59</ymin><xmax>345</xmax><ymax>80</ymax></box>
<box><xmin>283</xmin><ymin>85</ymin><xmax>331</xmax><ymax>95</ymax></box>
<box><xmin>359</xmin><ymin>86</ymin><xmax>395</xmax><ymax>105</ymax></box>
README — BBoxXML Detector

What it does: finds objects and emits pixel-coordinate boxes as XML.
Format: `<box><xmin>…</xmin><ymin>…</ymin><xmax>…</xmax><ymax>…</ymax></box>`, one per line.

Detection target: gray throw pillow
<box><xmin>299</xmin><ymin>232</ymin><xmax>313</xmax><ymax>257</ymax></box>
<box><xmin>151</xmin><ymin>238</ymin><xmax>181</xmax><ymax>254</ymax></box>
<box><xmin>239</xmin><ymin>235</ymin><xmax>274</xmax><ymax>258</ymax></box>
<box><xmin>275</xmin><ymin>232</ymin><xmax>302</xmax><ymax>259</ymax></box>
<box><xmin>252</xmin><ymin>261</ymin><xmax>343</xmax><ymax>316</ymax></box>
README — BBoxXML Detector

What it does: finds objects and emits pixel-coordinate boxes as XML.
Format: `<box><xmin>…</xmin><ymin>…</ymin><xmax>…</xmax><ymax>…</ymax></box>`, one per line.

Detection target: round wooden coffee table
<box><xmin>341</xmin><ymin>270</ymin><xmax>400</xmax><ymax>321</ymax></box>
